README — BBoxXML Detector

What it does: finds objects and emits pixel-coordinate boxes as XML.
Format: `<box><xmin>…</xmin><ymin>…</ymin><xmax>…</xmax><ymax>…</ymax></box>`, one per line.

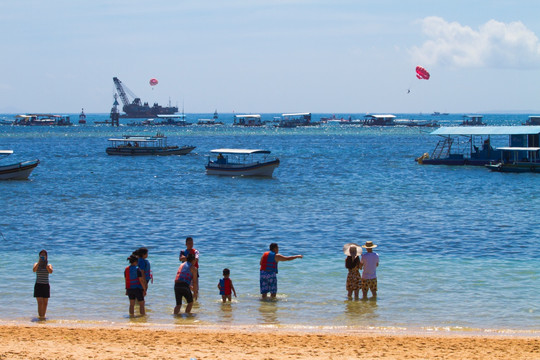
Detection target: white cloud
<box><xmin>411</xmin><ymin>16</ymin><xmax>540</xmax><ymax>69</ymax></box>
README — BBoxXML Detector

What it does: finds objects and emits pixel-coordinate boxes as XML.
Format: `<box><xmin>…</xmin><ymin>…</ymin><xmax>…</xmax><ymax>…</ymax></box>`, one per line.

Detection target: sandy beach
<box><xmin>0</xmin><ymin>324</ymin><xmax>538</xmax><ymax>360</ymax></box>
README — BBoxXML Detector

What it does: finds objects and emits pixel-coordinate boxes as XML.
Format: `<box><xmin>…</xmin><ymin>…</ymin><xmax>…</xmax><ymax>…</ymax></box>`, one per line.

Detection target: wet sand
<box><xmin>0</xmin><ymin>324</ymin><xmax>538</xmax><ymax>359</ymax></box>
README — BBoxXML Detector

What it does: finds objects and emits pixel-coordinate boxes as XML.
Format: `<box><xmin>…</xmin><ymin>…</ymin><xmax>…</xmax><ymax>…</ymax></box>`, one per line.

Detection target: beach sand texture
<box><xmin>0</xmin><ymin>325</ymin><xmax>538</xmax><ymax>360</ymax></box>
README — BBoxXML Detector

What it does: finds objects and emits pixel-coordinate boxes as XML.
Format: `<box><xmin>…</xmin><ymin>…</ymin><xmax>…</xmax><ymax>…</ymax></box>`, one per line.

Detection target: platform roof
<box><xmin>431</xmin><ymin>126</ymin><xmax>540</xmax><ymax>136</ymax></box>
<box><xmin>210</xmin><ymin>149</ymin><xmax>270</xmax><ymax>154</ymax></box>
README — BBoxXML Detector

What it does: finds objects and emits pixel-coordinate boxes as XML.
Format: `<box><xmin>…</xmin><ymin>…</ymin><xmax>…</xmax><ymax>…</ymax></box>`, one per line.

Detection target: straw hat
<box><xmin>343</xmin><ymin>243</ymin><xmax>361</xmax><ymax>256</ymax></box>
<box><xmin>361</xmin><ymin>241</ymin><xmax>377</xmax><ymax>249</ymax></box>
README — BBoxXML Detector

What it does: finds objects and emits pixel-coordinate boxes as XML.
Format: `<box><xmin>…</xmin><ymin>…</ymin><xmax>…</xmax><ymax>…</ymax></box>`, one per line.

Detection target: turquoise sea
<box><xmin>0</xmin><ymin>113</ymin><xmax>538</xmax><ymax>334</ymax></box>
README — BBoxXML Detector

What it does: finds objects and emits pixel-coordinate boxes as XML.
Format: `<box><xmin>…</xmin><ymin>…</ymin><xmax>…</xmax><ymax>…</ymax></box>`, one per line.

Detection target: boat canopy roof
<box><xmin>234</xmin><ymin>114</ymin><xmax>261</xmax><ymax>118</ymax></box>
<box><xmin>496</xmin><ymin>147</ymin><xmax>540</xmax><ymax>151</ymax></box>
<box><xmin>108</xmin><ymin>137</ymin><xmax>157</xmax><ymax>142</ymax></box>
<box><xmin>431</xmin><ymin>126</ymin><xmax>540</xmax><ymax>136</ymax></box>
<box><xmin>156</xmin><ymin>114</ymin><xmax>186</xmax><ymax>118</ymax></box>
<box><xmin>16</xmin><ymin>114</ymin><xmax>64</xmax><ymax>118</ymax></box>
<box><xmin>210</xmin><ymin>148</ymin><xmax>271</xmax><ymax>154</ymax></box>
<box><xmin>364</xmin><ymin>114</ymin><xmax>396</xmax><ymax>119</ymax></box>
<box><xmin>282</xmin><ymin>113</ymin><xmax>311</xmax><ymax>117</ymax></box>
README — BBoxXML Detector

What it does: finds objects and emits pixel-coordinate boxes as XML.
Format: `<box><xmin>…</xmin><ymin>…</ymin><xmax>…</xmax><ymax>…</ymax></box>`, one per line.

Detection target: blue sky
<box><xmin>1</xmin><ymin>0</ymin><xmax>540</xmax><ymax>114</ymax></box>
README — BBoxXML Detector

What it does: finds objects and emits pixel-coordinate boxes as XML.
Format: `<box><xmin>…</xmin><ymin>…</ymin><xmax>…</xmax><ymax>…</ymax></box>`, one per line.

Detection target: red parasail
<box><xmin>149</xmin><ymin>78</ymin><xmax>158</xmax><ymax>86</ymax></box>
<box><xmin>416</xmin><ymin>66</ymin><xmax>430</xmax><ymax>80</ymax></box>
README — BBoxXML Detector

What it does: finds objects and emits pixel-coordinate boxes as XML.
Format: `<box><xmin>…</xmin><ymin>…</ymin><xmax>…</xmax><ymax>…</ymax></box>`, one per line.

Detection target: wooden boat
<box><xmin>106</xmin><ymin>133</ymin><xmax>195</xmax><ymax>156</ymax></box>
<box><xmin>416</xmin><ymin>126</ymin><xmax>540</xmax><ymax>166</ymax></box>
<box><xmin>205</xmin><ymin>149</ymin><xmax>279</xmax><ymax>177</ymax></box>
<box><xmin>0</xmin><ymin>150</ymin><xmax>39</xmax><ymax>180</ymax></box>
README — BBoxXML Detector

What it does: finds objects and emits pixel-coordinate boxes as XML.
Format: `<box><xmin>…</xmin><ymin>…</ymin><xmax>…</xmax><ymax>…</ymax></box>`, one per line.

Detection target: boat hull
<box><xmin>106</xmin><ymin>146</ymin><xmax>195</xmax><ymax>156</ymax></box>
<box><xmin>0</xmin><ymin>159</ymin><xmax>39</xmax><ymax>180</ymax></box>
<box><xmin>206</xmin><ymin>159</ymin><xmax>280</xmax><ymax>177</ymax></box>
<box><xmin>486</xmin><ymin>163</ymin><xmax>540</xmax><ymax>173</ymax></box>
<box><xmin>420</xmin><ymin>158</ymin><xmax>493</xmax><ymax>166</ymax></box>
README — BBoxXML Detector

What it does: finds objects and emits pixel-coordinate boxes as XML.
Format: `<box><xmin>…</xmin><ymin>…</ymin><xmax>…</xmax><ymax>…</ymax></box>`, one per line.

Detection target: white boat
<box><xmin>205</xmin><ymin>149</ymin><xmax>280</xmax><ymax>177</ymax></box>
<box><xmin>0</xmin><ymin>150</ymin><xmax>39</xmax><ymax>180</ymax></box>
<box><xmin>106</xmin><ymin>133</ymin><xmax>195</xmax><ymax>156</ymax></box>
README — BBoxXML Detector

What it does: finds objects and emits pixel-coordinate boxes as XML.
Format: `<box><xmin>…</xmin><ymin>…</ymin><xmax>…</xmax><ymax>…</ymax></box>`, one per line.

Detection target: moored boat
<box><xmin>275</xmin><ymin>113</ymin><xmax>318</xmax><ymax>127</ymax></box>
<box><xmin>233</xmin><ymin>114</ymin><xmax>263</xmax><ymax>126</ymax></box>
<box><xmin>417</xmin><ymin>126</ymin><xmax>540</xmax><ymax>166</ymax></box>
<box><xmin>461</xmin><ymin>115</ymin><xmax>486</xmax><ymax>126</ymax></box>
<box><xmin>205</xmin><ymin>149</ymin><xmax>279</xmax><ymax>177</ymax></box>
<box><xmin>106</xmin><ymin>133</ymin><xmax>195</xmax><ymax>156</ymax></box>
<box><xmin>363</xmin><ymin>114</ymin><xmax>396</xmax><ymax>126</ymax></box>
<box><xmin>14</xmin><ymin>114</ymin><xmax>72</xmax><ymax>126</ymax></box>
<box><xmin>0</xmin><ymin>150</ymin><xmax>39</xmax><ymax>180</ymax></box>
<box><xmin>485</xmin><ymin>146</ymin><xmax>540</xmax><ymax>173</ymax></box>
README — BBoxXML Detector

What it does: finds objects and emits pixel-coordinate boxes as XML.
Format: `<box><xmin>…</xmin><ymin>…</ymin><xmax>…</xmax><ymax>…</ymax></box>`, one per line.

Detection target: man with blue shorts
<box><xmin>259</xmin><ymin>243</ymin><xmax>303</xmax><ymax>299</ymax></box>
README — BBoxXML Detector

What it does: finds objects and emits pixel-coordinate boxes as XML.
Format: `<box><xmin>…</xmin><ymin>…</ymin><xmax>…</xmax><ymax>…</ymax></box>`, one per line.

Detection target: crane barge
<box><xmin>113</xmin><ymin>77</ymin><xmax>178</xmax><ymax>118</ymax></box>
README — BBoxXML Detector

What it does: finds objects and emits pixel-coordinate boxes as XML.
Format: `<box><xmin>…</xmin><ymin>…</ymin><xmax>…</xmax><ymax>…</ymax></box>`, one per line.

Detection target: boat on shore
<box><xmin>416</xmin><ymin>126</ymin><xmax>540</xmax><ymax>166</ymax></box>
<box><xmin>205</xmin><ymin>149</ymin><xmax>279</xmax><ymax>176</ymax></box>
<box><xmin>106</xmin><ymin>133</ymin><xmax>195</xmax><ymax>156</ymax></box>
<box><xmin>14</xmin><ymin>114</ymin><xmax>72</xmax><ymax>126</ymax></box>
<box><xmin>0</xmin><ymin>150</ymin><xmax>39</xmax><ymax>180</ymax></box>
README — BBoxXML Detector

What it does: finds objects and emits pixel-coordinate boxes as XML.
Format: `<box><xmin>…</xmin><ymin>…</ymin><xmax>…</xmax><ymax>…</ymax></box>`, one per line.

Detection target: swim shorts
<box><xmin>126</xmin><ymin>288</ymin><xmax>144</xmax><ymax>301</ymax></box>
<box><xmin>175</xmin><ymin>282</ymin><xmax>193</xmax><ymax>305</ymax></box>
<box><xmin>34</xmin><ymin>283</ymin><xmax>50</xmax><ymax>298</ymax></box>
<box><xmin>361</xmin><ymin>278</ymin><xmax>377</xmax><ymax>292</ymax></box>
<box><xmin>260</xmin><ymin>271</ymin><xmax>277</xmax><ymax>294</ymax></box>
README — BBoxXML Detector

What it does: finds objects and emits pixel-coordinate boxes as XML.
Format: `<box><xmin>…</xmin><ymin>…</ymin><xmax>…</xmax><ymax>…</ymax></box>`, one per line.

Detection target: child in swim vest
<box><xmin>218</xmin><ymin>268</ymin><xmax>237</xmax><ymax>302</ymax></box>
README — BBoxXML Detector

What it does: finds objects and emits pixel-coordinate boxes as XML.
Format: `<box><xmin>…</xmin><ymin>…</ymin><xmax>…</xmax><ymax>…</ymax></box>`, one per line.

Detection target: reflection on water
<box><xmin>343</xmin><ymin>299</ymin><xmax>378</xmax><ymax>326</ymax></box>
<box><xmin>258</xmin><ymin>299</ymin><xmax>279</xmax><ymax>325</ymax></box>
<box><xmin>218</xmin><ymin>302</ymin><xmax>234</xmax><ymax>323</ymax></box>
<box><xmin>127</xmin><ymin>314</ymin><xmax>148</xmax><ymax>324</ymax></box>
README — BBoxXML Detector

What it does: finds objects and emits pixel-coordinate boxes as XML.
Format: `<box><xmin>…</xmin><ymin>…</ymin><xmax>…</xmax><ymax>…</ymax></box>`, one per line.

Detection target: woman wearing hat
<box><xmin>343</xmin><ymin>243</ymin><xmax>362</xmax><ymax>300</ymax></box>
<box><xmin>360</xmin><ymin>241</ymin><xmax>379</xmax><ymax>299</ymax></box>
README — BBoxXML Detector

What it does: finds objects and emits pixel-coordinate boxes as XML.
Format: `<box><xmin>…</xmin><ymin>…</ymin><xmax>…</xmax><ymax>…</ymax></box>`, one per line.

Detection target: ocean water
<box><xmin>0</xmin><ymin>113</ymin><xmax>538</xmax><ymax>333</ymax></box>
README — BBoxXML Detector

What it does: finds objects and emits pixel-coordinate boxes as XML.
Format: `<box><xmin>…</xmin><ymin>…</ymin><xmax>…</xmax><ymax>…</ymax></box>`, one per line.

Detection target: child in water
<box><xmin>217</xmin><ymin>268</ymin><xmax>237</xmax><ymax>302</ymax></box>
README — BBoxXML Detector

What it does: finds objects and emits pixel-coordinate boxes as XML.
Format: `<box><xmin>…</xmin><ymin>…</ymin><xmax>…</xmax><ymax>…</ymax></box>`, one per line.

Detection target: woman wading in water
<box><xmin>33</xmin><ymin>249</ymin><xmax>53</xmax><ymax>319</ymax></box>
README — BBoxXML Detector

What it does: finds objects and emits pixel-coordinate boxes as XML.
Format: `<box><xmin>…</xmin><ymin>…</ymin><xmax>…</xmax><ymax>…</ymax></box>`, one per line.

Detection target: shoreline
<box><xmin>0</xmin><ymin>323</ymin><xmax>538</xmax><ymax>360</ymax></box>
<box><xmin>1</xmin><ymin>318</ymin><xmax>538</xmax><ymax>338</ymax></box>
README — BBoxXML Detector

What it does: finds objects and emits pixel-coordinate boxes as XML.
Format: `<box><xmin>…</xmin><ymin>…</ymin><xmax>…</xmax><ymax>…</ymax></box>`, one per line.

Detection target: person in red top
<box><xmin>179</xmin><ymin>237</ymin><xmax>199</xmax><ymax>269</ymax></box>
<box><xmin>217</xmin><ymin>268</ymin><xmax>237</xmax><ymax>302</ymax></box>
<box><xmin>259</xmin><ymin>243</ymin><xmax>303</xmax><ymax>299</ymax></box>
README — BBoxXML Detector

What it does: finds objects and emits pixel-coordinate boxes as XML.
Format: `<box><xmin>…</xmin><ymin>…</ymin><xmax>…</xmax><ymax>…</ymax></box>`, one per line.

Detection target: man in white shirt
<box><xmin>360</xmin><ymin>241</ymin><xmax>379</xmax><ymax>299</ymax></box>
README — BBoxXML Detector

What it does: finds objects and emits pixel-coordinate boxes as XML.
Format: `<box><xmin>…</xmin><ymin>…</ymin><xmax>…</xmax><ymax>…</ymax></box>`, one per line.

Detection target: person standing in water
<box><xmin>33</xmin><ymin>249</ymin><xmax>53</xmax><ymax>319</ymax></box>
<box><xmin>135</xmin><ymin>247</ymin><xmax>152</xmax><ymax>289</ymax></box>
<box><xmin>218</xmin><ymin>268</ymin><xmax>237</xmax><ymax>302</ymax></box>
<box><xmin>174</xmin><ymin>253</ymin><xmax>198</xmax><ymax>314</ymax></box>
<box><xmin>125</xmin><ymin>254</ymin><xmax>147</xmax><ymax>316</ymax></box>
<box><xmin>344</xmin><ymin>243</ymin><xmax>362</xmax><ymax>300</ymax></box>
<box><xmin>259</xmin><ymin>243</ymin><xmax>303</xmax><ymax>299</ymax></box>
<box><xmin>360</xmin><ymin>241</ymin><xmax>379</xmax><ymax>299</ymax></box>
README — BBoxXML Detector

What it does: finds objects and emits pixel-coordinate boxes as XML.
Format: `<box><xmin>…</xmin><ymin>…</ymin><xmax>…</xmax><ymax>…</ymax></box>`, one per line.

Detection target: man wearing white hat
<box><xmin>360</xmin><ymin>241</ymin><xmax>379</xmax><ymax>299</ymax></box>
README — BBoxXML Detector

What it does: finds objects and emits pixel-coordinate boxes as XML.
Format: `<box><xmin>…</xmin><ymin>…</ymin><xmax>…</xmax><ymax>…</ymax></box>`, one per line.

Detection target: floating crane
<box><xmin>112</xmin><ymin>77</ymin><xmax>178</xmax><ymax>118</ymax></box>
